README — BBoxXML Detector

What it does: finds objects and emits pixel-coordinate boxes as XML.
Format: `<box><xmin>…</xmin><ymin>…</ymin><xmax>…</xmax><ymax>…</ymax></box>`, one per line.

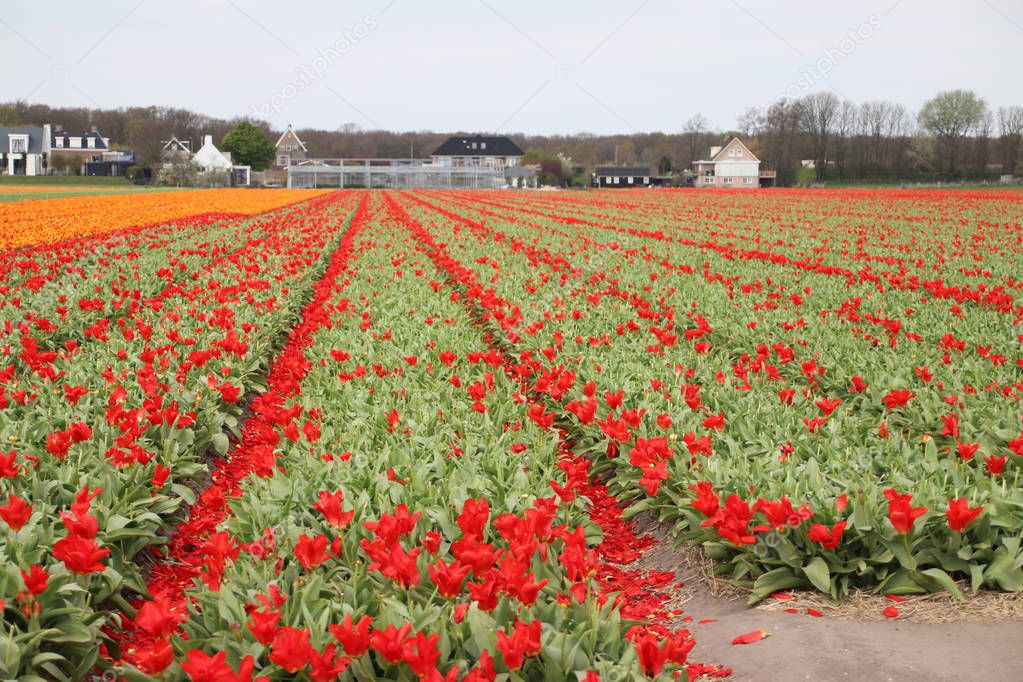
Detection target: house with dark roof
<box><xmin>275</xmin><ymin>124</ymin><xmax>307</xmax><ymax>168</ymax></box>
<box><xmin>1</xmin><ymin>124</ymin><xmax>129</xmax><ymax>176</ymax></box>
<box><xmin>50</xmin><ymin>126</ymin><xmax>110</xmax><ymax>157</ymax></box>
<box><xmin>0</xmin><ymin>125</ymin><xmax>50</xmax><ymax>175</ymax></box>
<box><xmin>592</xmin><ymin>166</ymin><xmax>671</xmax><ymax>188</ymax></box>
<box><xmin>431</xmin><ymin>134</ymin><xmax>523</xmax><ymax>170</ymax></box>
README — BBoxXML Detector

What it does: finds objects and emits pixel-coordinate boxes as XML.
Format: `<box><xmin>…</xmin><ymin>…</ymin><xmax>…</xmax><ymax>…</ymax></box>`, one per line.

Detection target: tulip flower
<box><xmin>884</xmin><ymin>489</ymin><xmax>927</xmax><ymax>534</ymax></box>
<box><xmin>946</xmin><ymin>498</ymin><xmax>983</xmax><ymax>532</ymax></box>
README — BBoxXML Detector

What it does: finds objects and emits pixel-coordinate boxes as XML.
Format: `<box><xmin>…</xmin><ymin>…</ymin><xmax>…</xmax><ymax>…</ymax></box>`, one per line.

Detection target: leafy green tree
<box><xmin>521</xmin><ymin>149</ymin><xmax>564</xmax><ymax>186</ymax></box>
<box><xmin>221</xmin><ymin>121</ymin><xmax>276</xmax><ymax>171</ymax></box>
<box><xmin>918</xmin><ymin>90</ymin><xmax>987</xmax><ymax>174</ymax></box>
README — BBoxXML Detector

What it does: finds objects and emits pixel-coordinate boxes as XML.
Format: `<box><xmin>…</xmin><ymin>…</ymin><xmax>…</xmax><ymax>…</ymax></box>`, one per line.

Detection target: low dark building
<box><xmin>592</xmin><ymin>166</ymin><xmax>671</xmax><ymax>188</ymax></box>
<box><xmin>84</xmin><ymin>151</ymin><xmax>136</xmax><ymax>177</ymax></box>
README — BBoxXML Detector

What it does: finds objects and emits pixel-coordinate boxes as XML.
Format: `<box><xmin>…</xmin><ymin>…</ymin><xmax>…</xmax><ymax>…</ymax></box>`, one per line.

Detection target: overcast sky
<box><xmin>3</xmin><ymin>0</ymin><xmax>1021</xmax><ymax>134</ymax></box>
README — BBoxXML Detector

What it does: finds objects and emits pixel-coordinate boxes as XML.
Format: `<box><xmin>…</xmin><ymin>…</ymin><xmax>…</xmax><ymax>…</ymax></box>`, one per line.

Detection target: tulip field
<box><xmin>1</xmin><ymin>187</ymin><xmax>1022</xmax><ymax>680</ymax></box>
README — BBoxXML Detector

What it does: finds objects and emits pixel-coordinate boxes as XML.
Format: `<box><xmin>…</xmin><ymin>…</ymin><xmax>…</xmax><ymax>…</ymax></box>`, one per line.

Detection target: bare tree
<box><xmin>832</xmin><ymin>100</ymin><xmax>857</xmax><ymax>178</ymax></box>
<box><xmin>801</xmin><ymin>92</ymin><xmax>841</xmax><ymax>180</ymax></box>
<box><xmin>761</xmin><ymin>98</ymin><xmax>805</xmax><ymax>186</ymax></box>
<box><xmin>974</xmin><ymin>111</ymin><xmax>993</xmax><ymax>176</ymax></box>
<box><xmin>683</xmin><ymin>114</ymin><xmax>709</xmax><ymax>166</ymax></box>
<box><xmin>736</xmin><ymin>107</ymin><xmax>762</xmax><ymax>138</ymax></box>
<box><xmin>998</xmin><ymin>106</ymin><xmax>1023</xmax><ymax>175</ymax></box>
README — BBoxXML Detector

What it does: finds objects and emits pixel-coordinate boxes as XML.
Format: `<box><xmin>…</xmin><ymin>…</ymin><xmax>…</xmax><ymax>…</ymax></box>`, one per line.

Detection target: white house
<box><xmin>193</xmin><ymin>134</ymin><xmax>233</xmax><ymax>171</ymax></box>
<box><xmin>691</xmin><ymin>137</ymin><xmax>775</xmax><ymax>188</ymax></box>
<box><xmin>196</xmin><ymin>135</ymin><xmax>250</xmax><ymax>186</ymax></box>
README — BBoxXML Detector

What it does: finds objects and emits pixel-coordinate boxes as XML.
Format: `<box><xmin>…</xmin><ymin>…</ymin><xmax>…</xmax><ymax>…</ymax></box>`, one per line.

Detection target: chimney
<box><xmin>709</xmin><ymin>146</ymin><xmax>721</xmax><ymax>157</ymax></box>
<box><xmin>55</xmin><ymin>124</ymin><xmax>63</xmax><ymax>133</ymax></box>
<box><xmin>43</xmin><ymin>123</ymin><xmax>52</xmax><ymax>155</ymax></box>
<box><xmin>90</xmin><ymin>125</ymin><xmax>97</xmax><ymax>133</ymax></box>
<box><xmin>204</xmin><ymin>134</ymin><xmax>213</xmax><ymax>147</ymax></box>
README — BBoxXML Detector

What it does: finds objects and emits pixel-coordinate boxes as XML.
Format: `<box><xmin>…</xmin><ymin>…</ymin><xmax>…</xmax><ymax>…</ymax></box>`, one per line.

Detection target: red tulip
<box><xmin>313</xmin><ymin>490</ymin><xmax>354</xmax><ymax>529</ymax></box>
<box><xmin>496</xmin><ymin>619</ymin><xmax>541</xmax><ymax>671</ymax></box>
<box><xmin>247</xmin><ymin>609</ymin><xmax>281</xmax><ymax>645</ymax></box>
<box><xmin>428</xmin><ymin>558</ymin><xmax>472</xmax><ymax>598</ymax></box>
<box><xmin>940</xmin><ymin>413</ymin><xmax>959</xmax><ymax>439</ymax></box>
<box><xmin>984</xmin><ymin>454</ymin><xmax>1007</xmax><ymax>475</ymax></box>
<box><xmin>0</xmin><ymin>451</ymin><xmax>18</xmax><ymax>478</ymax></box>
<box><xmin>309</xmin><ymin>643</ymin><xmax>351</xmax><ymax>682</ymax></box>
<box><xmin>20</xmin><ymin>564</ymin><xmax>49</xmax><ymax>595</ymax></box>
<box><xmin>134</xmin><ymin>596</ymin><xmax>182</xmax><ymax>638</ymax></box>
<box><xmin>807</xmin><ymin>520</ymin><xmax>847</xmax><ymax>549</ymax></box>
<box><xmin>689</xmin><ymin>482</ymin><xmax>719</xmax><ymax>518</ymax></box>
<box><xmin>884</xmin><ymin>489</ymin><xmax>927</xmax><ymax>534</ymax></box>
<box><xmin>132</xmin><ymin>640</ymin><xmax>175</xmax><ymax>675</ymax></box>
<box><xmin>371</xmin><ymin>623</ymin><xmax>412</xmax><ymax>664</ymax></box>
<box><xmin>52</xmin><ymin>534</ymin><xmax>109</xmax><ymax>574</ymax></box>
<box><xmin>180</xmin><ymin>649</ymin><xmax>256</xmax><ymax>681</ymax></box>
<box><xmin>294</xmin><ymin>534</ymin><xmax>330</xmax><ymax>570</ymax></box>
<box><xmin>946</xmin><ymin>498</ymin><xmax>983</xmax><ymax>531</ymax></box>
<box><xmin>882</xmin><ymin>389</ymin><xmax>916</xmax><ymax>409</ymax></box>
<box><xmin>402</xmin><ymin>631</ymin><xmax>441</xmax><ymax>679</ymax></box>
<box><xmin>269</xmin><ymin>626</ymin><xmax>314</xmax><ymax>673</ymax></box>
<box><xmin>329</xmin><ymin>613</ymin><xmax>372</xmax><ymax>657</ymax></box>
<box><xmin>0</xmin><ymin>494</ymin><xmax>32</xmax><ymax>529</ymax></box>
<box><xmin>633</xmin><ymin>631</ymin><xmax>669</xmax><ymax>677</ymax></box>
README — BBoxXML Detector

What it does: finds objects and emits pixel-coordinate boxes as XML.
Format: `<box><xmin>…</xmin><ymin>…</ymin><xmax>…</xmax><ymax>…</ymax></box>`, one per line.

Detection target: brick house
<box><xmin>275</xmin><ymin>124</ymin><xmax>307</xmax><ymax>168</ymax></box>
<box><xmin>50</xmin><ymin>126</ymin><xmax>110</xmax><ymax>158</ymax></box>
<box><xmin>692</xmin><ymin>137</ymin><xmax>775</xmax><ymax>188</ymax></box>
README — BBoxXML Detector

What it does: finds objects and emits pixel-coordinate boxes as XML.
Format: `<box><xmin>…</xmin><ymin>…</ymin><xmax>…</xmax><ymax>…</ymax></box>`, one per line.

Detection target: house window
<box><xmin>87</xmin><ymin>137</ymin><xmax>95</xmax><ymax>148</ymax></box>
<box><xmin>277</xmin><ymin>155</ymin><xmax>290</xmax><ymax>167</ymax></box>
<box><xmin>723</xmin><ymin>177</ymin><xmax>733</xmax><ymax>184</ymax></box>
<box><xmin>628</xmin><ymin>176</ymin><xmax>634</xmax><ymax>184</ymax></box>
<box><xmin>10</xmin><ymin>136</ymin><xmax>27</xmax><ymax>153</ymax></box>
<box><xmin>744</xmin><ymin>177</ymin><xmax>754</xmax><ymax>184</ymax></box>
<box><xmin>70</xmin><ymin>137</ymin><xmax>81</xmax><ymax>148</ymax></box>
<box><xmin>55</xmin><ymin>137</ymin><xmax>64</xmax><ymax>148</ymax></box>
<box><xmin>643</xmin><ymin>177</ymin><xmax>649</xmax><ymax>183</ymax></box>
<box><xmin>705</xmin><ymin>177</ymin><xmax>714</xmax><ymax>184</ymax></box>
<box><xmin>480</xmin><ymin>142</ymin><xmax>486</xmax><ymax>150</ymax></box>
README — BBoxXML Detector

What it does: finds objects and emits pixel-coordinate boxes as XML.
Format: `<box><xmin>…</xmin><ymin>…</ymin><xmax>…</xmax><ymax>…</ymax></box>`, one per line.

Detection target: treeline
<box><xmin>2</xmin><ymin>89</ymin><xmax>1020</xmax><ymax>186</ymax></box>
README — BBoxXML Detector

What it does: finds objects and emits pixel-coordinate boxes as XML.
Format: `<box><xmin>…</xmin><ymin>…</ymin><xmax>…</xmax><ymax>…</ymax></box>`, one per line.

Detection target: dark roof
<box><xmin>51</xmin><ymin>129</ymin><xmax>108</xmax><ymax>150</ymax></box>
<box><xmin>0</xmin><ymin>127</ymin><xmax>46</xmax><ymax>154</ymax></box>
<box><xmin>594</xmin><ymin>166</ymin><xmax>652</xmax><ymax>176</ymax></box>
<box><xmin>431</xmin><ymin>135</ymin><xmax>523</xmax><ymax>157</ymax></box>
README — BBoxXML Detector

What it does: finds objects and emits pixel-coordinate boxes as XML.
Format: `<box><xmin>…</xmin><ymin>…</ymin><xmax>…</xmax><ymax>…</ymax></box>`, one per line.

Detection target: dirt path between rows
<box><xmin>625</xmin><ymin>517</ymin><xmax>1023</xmax><ymax>682</ymax></box>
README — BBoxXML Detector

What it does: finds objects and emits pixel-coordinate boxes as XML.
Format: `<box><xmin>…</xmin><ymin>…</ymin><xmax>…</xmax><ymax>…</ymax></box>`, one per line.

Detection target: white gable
<box><xmin>193</xmin><ymin>135</ymin><xmax>232</xmax><ymax>171</ymax></box>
